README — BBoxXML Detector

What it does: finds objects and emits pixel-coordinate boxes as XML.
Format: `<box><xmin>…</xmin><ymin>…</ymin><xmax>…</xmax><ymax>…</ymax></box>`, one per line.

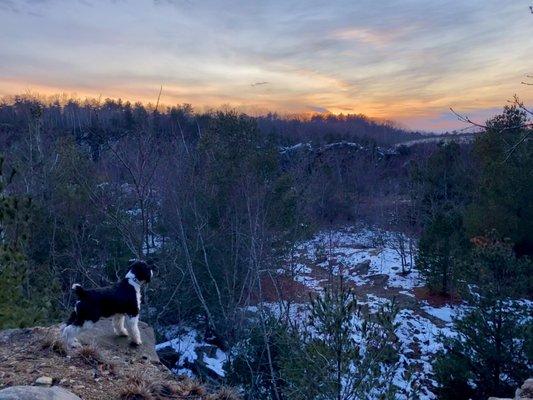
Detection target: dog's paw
<box><xmin>116</xmin><ymin>330</ymin><xmax>129</xmax><ymax>337</ymax></box>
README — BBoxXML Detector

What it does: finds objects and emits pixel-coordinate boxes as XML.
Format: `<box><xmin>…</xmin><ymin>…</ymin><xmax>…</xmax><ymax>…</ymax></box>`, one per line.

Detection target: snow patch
<box><xmin>156</xmin><ymin>326</ymin><xmax>227</xmax><ymax>377</ymax></box>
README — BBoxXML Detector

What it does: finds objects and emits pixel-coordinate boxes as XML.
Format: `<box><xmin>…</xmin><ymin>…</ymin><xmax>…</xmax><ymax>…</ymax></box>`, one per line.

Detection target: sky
<box><xmin>0</xmin><ymin>0</ymin><xmax>532</xmax><ymax>131</ymax></box>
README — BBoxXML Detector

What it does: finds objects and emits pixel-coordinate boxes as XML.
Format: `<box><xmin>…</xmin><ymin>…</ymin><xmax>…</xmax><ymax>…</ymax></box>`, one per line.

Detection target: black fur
<box><xmin>67</xmin><ymin>279</ymin><xmax>140</xmax><ymax>325</ymax></box>
<box><xmin>62</xmin><ymin>260</ymin><xmax>152</xmax><ymax>346</ymax></box>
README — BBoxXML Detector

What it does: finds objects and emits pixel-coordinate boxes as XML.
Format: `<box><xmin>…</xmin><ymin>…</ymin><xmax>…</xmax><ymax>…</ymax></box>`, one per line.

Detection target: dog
<box><xmin>61</xmin><ymin>260</ymin><xmax>153</xmax><ymax>348</ymax></box>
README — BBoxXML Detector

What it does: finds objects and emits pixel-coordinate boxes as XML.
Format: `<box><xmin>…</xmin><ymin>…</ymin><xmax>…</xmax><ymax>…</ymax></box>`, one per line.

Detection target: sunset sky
<box><xmin>1</xmin><ymin>0</ymin><xmax>532</xmax><ymax>131</ymax></box>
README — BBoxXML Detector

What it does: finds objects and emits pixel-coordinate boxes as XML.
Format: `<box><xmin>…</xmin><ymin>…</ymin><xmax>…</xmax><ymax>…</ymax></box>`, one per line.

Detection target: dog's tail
<box><xmin>71</xmin><ymin>283</ymin><xmax>87</xmax><ymax>299</ymax></box>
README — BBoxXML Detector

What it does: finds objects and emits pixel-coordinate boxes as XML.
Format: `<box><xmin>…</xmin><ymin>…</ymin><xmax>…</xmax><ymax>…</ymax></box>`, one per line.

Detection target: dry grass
<box><xmin>76</xmin><ymin>344</ymin><xmax>105</xmax><ymax>365</ymax></box>
<box><xmin>176</xmin><ymin>379</ymin><xmax>206</xmax><ymax>397</ymax></box>
<box><xmin>126</xmin><ymin>370</ymin><xmax>151</xmax><ymax>386</ymax></box>
<box><xmin>75</xmin><ymin>344</ymin><xmax>116</xmax><ymax>375</ymax></box>
<box><xmin>120</xmin><ymin>372</ymin><xmax>202</xmax><ymax>399</ymax></box>
<box><xmin>207</xmin><ymin>387</ymin><xmax>241</xmax><ymax>400</ymax></box>
<box><xmin>119</xmin><ymin>381</ymin><xmax>154</xmax><ymax>400</ymax></box>
<box><xmin>1</xmin><ymin>324</ymin><xmax>216</xmax><ymax>400</ymax></box>
<box><xmin>40</xmin><ymin>334</ymin><xmax>67</xmax><ymax>357</ymax></box>
<box><xmin>148</xmin><ymin>381</ymin><xmax>183</xmax><ymax>398</ymax></box>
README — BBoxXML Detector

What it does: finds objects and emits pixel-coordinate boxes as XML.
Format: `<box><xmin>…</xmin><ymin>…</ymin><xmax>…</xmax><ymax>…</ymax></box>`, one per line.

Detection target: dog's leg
<box><xmin>112</xmin><ymin>315</ymin><xmax>120</xmax><ymax>335</ymax></box>
<box><xmin>62</xmin><ymin>323</ymin><xmax>81</xmax><ymax>347</ymax></box>
<box><xmin>62</xmin><ymin>320</ymin><xmax>95</xmax><ymax>347</ymax></box>
<box><xmin>113</xmin><ymin>314</ymin><xmax>129</xmax><ymax>337</ymax></box>
<box><xmin>62</xmin><ymin>310</ymin><xmax>82</xmax><ymax>347</ymax></box>
<box><xmin>126</xmin><ymin>315</ymin><xmax>142</xmax><ymax>346</ymax></box>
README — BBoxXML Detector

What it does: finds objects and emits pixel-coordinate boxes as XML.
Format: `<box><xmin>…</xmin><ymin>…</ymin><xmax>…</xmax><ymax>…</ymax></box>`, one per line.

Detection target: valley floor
<box><xmin>158</xmin><ymin>226</ymin><xmax>467</xmax><ymax>399</ymax></box>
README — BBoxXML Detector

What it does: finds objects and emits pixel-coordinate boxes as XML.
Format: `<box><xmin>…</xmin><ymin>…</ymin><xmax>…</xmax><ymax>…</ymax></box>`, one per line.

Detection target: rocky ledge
<box><xmin>0</xmin><ymin>320</ymin><xmax>238</xmax><ymax>400</ymax></box>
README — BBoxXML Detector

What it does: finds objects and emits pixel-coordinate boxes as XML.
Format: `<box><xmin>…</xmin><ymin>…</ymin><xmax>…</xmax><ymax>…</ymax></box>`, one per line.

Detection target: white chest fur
<box><xmin>125</xmin><ymin>271</ymin><xmax>141</xmax><ymax>311</ymax></box>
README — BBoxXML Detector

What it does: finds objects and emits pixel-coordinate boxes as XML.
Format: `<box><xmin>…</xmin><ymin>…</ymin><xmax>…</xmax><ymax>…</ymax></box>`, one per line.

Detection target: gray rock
<box><xmin>0</xmin><ymin>386</ymin><xmax>81</xmax><ymax>400</ymax></box>
<box><xmin>521</xmin><ymin>378</ymin><xmax>533</xmax><ymax>398</ymax></box>
<box><xmin>351</xmin><ymin>259</ymin><xmax>371</xmax><ymax>275</ymax></box>
<box><xmin>34</xmin><ymin>377</ymin><xmax>53</xmax><ymax>387</ymax></box>
<box><xmin>76</xmin><ymin>318</ymin><xmax>159</xmax><ymax>363</ymax></box>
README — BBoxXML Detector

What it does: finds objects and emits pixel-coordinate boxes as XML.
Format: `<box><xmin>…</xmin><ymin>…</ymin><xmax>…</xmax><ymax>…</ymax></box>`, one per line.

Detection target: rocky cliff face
<box><xmin>0</xmin><ymin>320</ymin><xmax>238</xmax><ymax>400</ymax></box>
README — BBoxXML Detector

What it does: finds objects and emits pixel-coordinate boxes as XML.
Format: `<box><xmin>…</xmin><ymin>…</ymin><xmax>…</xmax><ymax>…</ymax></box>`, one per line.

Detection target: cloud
<box><xmin>330</xmin><ymin>27</ymin><xmax>401</xmax><ymax>47</ymax></box>
<box><xmin>0</xmin><ymin>0</ymin><xmax>532</xmax><ymax>131</ymax></box>
<box><xmin>307</xmin><ymin>106</ymin><xmax>329</xmax><ymax>113</ymax></box>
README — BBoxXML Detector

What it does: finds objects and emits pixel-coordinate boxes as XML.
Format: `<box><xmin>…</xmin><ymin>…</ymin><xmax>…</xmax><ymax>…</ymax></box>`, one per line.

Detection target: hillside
<box><xmin>0</xmin><ymin>320</ymin><xmax>236</xmax><ymax>400</ymax></box>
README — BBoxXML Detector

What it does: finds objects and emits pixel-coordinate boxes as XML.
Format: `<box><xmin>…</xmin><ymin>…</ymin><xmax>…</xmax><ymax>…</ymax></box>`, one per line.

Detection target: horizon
<box><xmin>1</xmin><ymin>1</ymin><xmax>532</xmax><ymax>132</ymax></box>
<box><xmin>0</xmin><ymin>91</ymin><xmax>445</xmax><ymax>134</ymax></box>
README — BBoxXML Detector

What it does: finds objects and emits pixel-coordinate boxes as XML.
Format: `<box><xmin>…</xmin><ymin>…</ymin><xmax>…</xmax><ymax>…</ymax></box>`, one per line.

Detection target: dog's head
<box><xmin>127</xmin><ymin>260</ymin><xmax>153</xmax><ymax>284</ymax></box>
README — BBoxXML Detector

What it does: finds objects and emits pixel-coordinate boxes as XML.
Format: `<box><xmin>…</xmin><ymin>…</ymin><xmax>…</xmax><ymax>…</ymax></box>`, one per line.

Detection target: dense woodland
<box><xmin>0</xmin><ymin>95</ymin><xmax>531</xmax><ymax>400</ymax></box>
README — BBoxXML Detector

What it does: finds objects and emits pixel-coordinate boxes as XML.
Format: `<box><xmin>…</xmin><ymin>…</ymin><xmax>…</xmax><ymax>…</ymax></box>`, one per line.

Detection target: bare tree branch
<box><xmin>450</xmin><ymin>97</ymin><xmax>533</xmax><ymax>162</ymax></box>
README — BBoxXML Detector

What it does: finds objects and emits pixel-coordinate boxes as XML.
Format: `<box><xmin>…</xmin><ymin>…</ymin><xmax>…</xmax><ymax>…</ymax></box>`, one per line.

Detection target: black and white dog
<box><xmin>61</xmin><ymin>260</ymin><xmax>153</xmax><ymax>348</ymax></box>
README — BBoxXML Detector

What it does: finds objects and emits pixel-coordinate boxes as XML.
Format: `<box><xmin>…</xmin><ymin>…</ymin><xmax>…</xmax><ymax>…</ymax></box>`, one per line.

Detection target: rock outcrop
<box><xmin>0</xmin><ymin>320</ymin><xmax>225</xmax><ymax>399</ymax></box>
<box><xmin>0</xmin><ymin>386</ymin><xmax>81</xmax><ymax>400</ymax></box>
<box><xmin>520</xmin><ymin>378</ymin><xmax>533</xmax><ymax>398</ymax></box>
<box><xmin>77</xmin><ymin>319</ymin><xmax>159</xmax><ymax>362</ymax></box>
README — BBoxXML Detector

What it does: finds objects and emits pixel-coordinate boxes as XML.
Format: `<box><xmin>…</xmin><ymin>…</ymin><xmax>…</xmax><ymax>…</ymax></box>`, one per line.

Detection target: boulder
<box><xmin>350</xmin><ymin>259</ymin><xmax>371</xmax><ymax>275</ymax></box>
<box><xmin>520</xmin><ymin>378</ymin><xmax>533</xmax><ymax>398</ymax></box>
<box><xmin>76</xmin><ymin>318</ymin><xmax>159</xmax><ymax>362</ymax></box>
<box><xmin>0</xmin><ymin>386</ymin><xmax>81</xmax><ymax>400</ymax></box>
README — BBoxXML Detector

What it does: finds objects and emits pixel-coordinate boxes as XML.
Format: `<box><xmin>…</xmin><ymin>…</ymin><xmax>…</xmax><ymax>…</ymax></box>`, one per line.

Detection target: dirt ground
<box><xmin>0</xmin><ymin>323</ymin><xmax>218</xmax><ymax>400</ymax></box>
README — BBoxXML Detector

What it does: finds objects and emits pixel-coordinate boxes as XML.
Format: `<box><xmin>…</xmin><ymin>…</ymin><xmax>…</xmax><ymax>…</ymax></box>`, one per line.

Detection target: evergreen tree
<box><xmin>416</xmin><ymin>211</ymin><xmax>469</xmax><ymax>295</ymax></box>
<box><xmin>465</xmin><ymin>105</ymin><xmax>533</xmax><ymax>256</ymax></box>
<box><xmin>0</xmin><ymin>157</ymin><xmax>40</xmax><ymax>328</ymax></box>
<box><xmin>225</xmin><ymin>315</ymin><xmax>290</xmax><ymax>400</ymax></box>
<box><xmin>226</xmin><ymin>278</ymin><xmax>401</xmax><ymax>400</ymax></box>
<box><xmin>412</xmin><ymin>142</ymin><xmax>471</xmax><ymax>295</ymax></box>
<box><xmin>434</xmin><ymin>237</ymin><xmax>532</xmax><ymax>400</ymax></box>
<box><xmin>280</xmin><ymin>277</ymin><xmax>400</xmax><ymax>400</ymax></box>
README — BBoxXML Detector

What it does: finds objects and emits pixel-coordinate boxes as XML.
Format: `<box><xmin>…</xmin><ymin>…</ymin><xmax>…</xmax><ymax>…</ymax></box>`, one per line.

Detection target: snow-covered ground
<box><xmin>288</xmin><ymin>227</ymin><xmax>422</xmax><ymax>290</ymax></box>
<box><xmin>278</xmin><ymin>227</ymin><xmax>465</xmax><ymax>399</ymax></box>
<box><xmin>157</xmin><ymin>226</ymin><xmax>468</xmax><ymax>399</ymax></box>
<box><xmin>156</xmin><ymin>325</ymin><xmax>227</xmax><ymax>378</ymax></box>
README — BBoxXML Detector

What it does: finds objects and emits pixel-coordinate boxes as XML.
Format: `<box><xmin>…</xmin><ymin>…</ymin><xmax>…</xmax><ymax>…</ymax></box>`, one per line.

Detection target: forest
<box><xmin>0</xmin><ymin>94</ymin><xmax>531</xmax><ymax>400</ymax></box>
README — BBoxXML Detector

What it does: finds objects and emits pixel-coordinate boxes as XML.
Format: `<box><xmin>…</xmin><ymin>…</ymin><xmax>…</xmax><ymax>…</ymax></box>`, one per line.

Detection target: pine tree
<box><xmin>465</xmin><ymin>105</ymin><xmax>533</xmax><ymax>256</ymax></box>
<box><xmin>434</xmin><ymin>237</ymin><xmax>532</xmax><ymax>400</ymax></box>
<box><xmin>416</xmin><ymin>211</ymin><xmax>469</xmax><ymax>295</ymax></box>
<box><xmin>280</xmin><ymin>276</ymin><xmax>400</xmax><ymax>400</ymax></box>
<box><xmin>0</xmin><ymin>157</ymin><xmax>37</xmax><ymax>328</ymax></box>
<box><xmin>412</xmin><ymin>142</ymin><xmax>471</xmax><ymax>295</ymax></box>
